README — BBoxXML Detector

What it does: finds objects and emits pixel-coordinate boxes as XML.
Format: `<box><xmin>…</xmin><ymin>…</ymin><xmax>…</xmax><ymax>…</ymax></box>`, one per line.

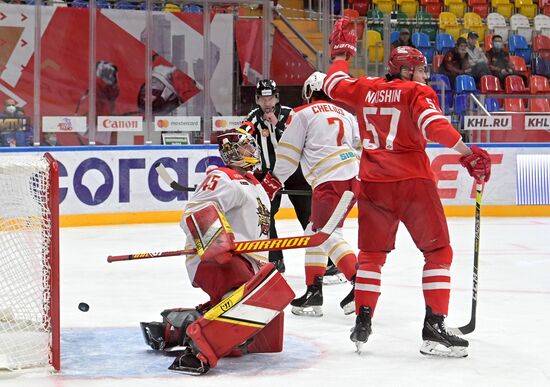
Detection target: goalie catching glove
<box><xmin>459</xmin><ymin>145</ymin><xmax>491</xmax><ymax>184</ymax></box>
<box><xmin>184</xmin><ymin>202</ymin><xmax>235</xmax><ymax>264</ymax></box>
<box><xmin>329</xmin><ymin>17</ymin><xmax>358</xmax><ymax>60</ymax></box>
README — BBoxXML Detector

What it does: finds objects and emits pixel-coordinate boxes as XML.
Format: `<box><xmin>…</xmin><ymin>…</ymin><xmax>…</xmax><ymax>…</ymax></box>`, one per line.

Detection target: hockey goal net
<box><xmin>0</xmin><ymin>153</ymin><xmax>59</xmax><ymax>371</ymax></box>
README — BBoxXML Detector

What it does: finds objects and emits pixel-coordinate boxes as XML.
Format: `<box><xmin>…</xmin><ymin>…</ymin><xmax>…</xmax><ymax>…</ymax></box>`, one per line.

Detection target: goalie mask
<box><xmin>217</xmin><ymin>128</ymin><xmax>261</xmax><ymax>170</ymax></box>
<box><xmin>302</xmin><ymin>71</ymin><xmax>327</xmax><ymax>102</ymax></box>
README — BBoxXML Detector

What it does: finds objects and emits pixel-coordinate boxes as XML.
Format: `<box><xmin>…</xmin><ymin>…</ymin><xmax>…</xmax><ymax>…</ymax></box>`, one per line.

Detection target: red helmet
<box><xmin>387</xmin><ymin>46</ymin><xmax>427</xmax><ymax>76</ymax></box>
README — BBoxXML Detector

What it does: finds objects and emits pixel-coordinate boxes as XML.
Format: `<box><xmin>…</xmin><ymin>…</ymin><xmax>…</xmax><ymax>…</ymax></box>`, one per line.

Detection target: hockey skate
<box><xmin>290</xmin><ymin>276</ymin><xmax>323</xmax><ymax>317</ymax></box>
<box><xmin>323</xmin><ymin>263</ymin><xmax>346</xmax><ymax>285</ymax></box>
<box><xmin>339</xmin><ymin>281</ymin><xmax>355</xmax><ymax>315</ymax></box>
<box><xmin>168</xmin><ymin>347</ymin><xmax>210</xmax><ymax>375</ymax></box>
<box><xmin>350</xmin><ymin>306</ymin><xmax>372</xmax><ymax>353</ymax></box>
<box><xmin>420</xmin><ymin>307</ymin><xmax>469</xmax><ymax>358</ymax></box>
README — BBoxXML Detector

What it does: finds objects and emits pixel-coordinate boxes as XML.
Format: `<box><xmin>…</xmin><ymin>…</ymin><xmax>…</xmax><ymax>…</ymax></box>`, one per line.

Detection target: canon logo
<box><xmin>102</xmin><ymin>119</ymin><xmax>139</xmax><ymax>129</ymax></box>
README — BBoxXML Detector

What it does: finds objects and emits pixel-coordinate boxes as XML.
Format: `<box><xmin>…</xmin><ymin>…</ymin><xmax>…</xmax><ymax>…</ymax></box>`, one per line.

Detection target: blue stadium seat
<box><xmin>508</xmin><ymin>35</ymin><xmax>532</xmax><ymax>64</ymax></box>
<box><xmin>436</xmin><ymin>33</ymin><xmax>455</xmax><ymax>55</ymax></box>
<box><xmin>413</xmin><ymin>32</ymin><xmax>434</xmax><ymax>63</ymax></box>
<box><xmin>455</xmin><ymin>74</ymin><xmax>477</xmax><ymax>93</ymax></box>
<box><xmin>183</xmin><ymin>4</ymin><xmax>203</xmax><ymax>13</ymax></box>
<box><xmin>72</xmin><ymin>0</ymin><xmax>89</xmax><ymax>8</ymax></box>
<box><xmin>533</xmin><ymin>56</ymin><xmax>550</xmax><ymax>77</ymax></box>
<box><xmin>430</xmin><ymin>74</ymin><xmax>453</xmax><ymax>112</ymax></box>
<box><xmin>114</xmin><ymin>1</ymin><xmax>136</xmax><ymax>9</ymax></box>
<box><xmin>485</xmin><ymin>97</ymin><xmax>500</xmax><ymax>112</ymax></box>
<box><xmin>391</xmin><ymin>31</ymin><xmax>400</xmax><ymax>44</ymax></box>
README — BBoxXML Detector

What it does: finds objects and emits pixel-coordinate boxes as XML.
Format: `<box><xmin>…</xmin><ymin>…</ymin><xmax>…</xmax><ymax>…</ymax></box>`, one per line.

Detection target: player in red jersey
<box><xmin>324</xmin><ymin>19</ymin><xmax>492</xmax><ymax>357</ymax></box>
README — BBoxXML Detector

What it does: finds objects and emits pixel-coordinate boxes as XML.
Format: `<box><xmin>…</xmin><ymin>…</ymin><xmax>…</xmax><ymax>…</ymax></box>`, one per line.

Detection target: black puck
<box><xmin>78</xmin><ymin>302</ymin><xmax>89</xmax><ymax>312</ymax></box>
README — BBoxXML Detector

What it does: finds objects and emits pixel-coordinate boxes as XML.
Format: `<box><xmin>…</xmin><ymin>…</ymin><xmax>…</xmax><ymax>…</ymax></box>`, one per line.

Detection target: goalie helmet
<box><xmin>302</xmin><ymin>71</ymin><xmax>327</xmax><ymax>102</ymax></box>
<box><xmin>217</xmin><ymin>127</ymin><xmax>260</xmax><ymax>170</ymax></box>
<box><xmin>387</xmin><ymin>46</ymin><xmax>427</xmax><ymax>76</ymax></box>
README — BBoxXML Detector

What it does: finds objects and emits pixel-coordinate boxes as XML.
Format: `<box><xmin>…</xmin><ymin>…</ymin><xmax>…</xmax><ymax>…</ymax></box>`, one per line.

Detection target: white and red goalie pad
<box><xmin>185</xmin><ymin>202</ymin><xmax>235</xmax><ymax>262</ymax></box>
<box><xmin>186</xmin><ymin>264</ymin><xmax>295</xmax><ymax>368</ymax></box>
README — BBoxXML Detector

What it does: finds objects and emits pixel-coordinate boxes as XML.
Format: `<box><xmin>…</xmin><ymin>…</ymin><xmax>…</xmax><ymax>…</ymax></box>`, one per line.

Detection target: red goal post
<box><xmin>0</xmin><ymin>153</ymin><xmax>60</xmax><ymax>371</ymax></box>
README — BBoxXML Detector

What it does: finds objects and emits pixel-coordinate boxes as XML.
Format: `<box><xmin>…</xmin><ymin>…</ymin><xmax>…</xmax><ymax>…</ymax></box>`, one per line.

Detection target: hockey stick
<box><xmin>155</xmin><ymin>163</ymin><xmax>312</xmax><ymax>196</ymax></box>
<box><xmin>449</xmin><ymin>183</ymin><xmax>483</xmax><ymax>336</ymax></box>
<box><xmin>107</xmin><ymin>190</ymin><xmax>353</xmax><ymax>263</ymax></box>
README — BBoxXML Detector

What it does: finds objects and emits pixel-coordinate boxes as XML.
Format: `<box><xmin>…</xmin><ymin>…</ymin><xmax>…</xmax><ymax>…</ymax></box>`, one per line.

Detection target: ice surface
<box><xmin>3</xmin><ymin>217</ymin><xmax>550</xmax><ymax>386</ymax></box>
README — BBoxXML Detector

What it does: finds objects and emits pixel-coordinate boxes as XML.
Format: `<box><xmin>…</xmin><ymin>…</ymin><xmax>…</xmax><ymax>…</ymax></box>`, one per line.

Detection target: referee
<box><xmin>245</xmin><ymin>79</ymin><xmax>312</xmax><ymax>273</ymax></box>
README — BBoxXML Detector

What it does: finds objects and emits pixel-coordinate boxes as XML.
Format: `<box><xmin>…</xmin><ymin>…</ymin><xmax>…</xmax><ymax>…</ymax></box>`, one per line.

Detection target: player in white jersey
<box><xmin>262</xmin><ymin>72</ymin><xmax>360</xmax><ymax>317</ymax></box>
<box><xmin>140</xmin><ymin>127</ymin><xmax>294</xmax><ymax>375</ymax></box>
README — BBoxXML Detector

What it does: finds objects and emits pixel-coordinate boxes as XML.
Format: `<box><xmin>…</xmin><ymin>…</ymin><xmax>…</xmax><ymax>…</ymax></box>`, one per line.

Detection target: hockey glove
<box><xmin>261</xmin><ymin>172</ymin><xmax>283</xmax><ymax>201</ymax></box>
<box><xmin>459</xmin><ymin>145</ymin><xmax>491</xmax><ymax>184</ymax></box>
<box><xmin>329</xmin><ymin>18</ymin><xmax>357</xmax><ymax>60</ymax></box>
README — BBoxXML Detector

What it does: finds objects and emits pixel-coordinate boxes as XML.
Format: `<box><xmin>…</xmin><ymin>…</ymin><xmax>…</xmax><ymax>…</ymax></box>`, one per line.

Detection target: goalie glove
<box><xmin>459</xmin><ymin>145</ymin><xmax>491</xmax><ymax>184</ymax></box>
<box><xmin>261</xmin><ymin>172</ymin><xmax>283</xmax><ymax>201</ymax></box>
<box><xmin>329</xmin><ymin>18</ymin><xmax>358</xmax><ymax>60</ymax></box>
<box><xmin>184</xmin><ymin>202</ymin><xmax>235</xmax><ymax>264</ymax></box>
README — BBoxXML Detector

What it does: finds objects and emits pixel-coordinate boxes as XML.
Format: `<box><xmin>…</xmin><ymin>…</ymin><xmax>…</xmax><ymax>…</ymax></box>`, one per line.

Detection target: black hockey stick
<box><xmin>449</xmin><ymin>183</ymin><xmax>483</xmax><ymax>336</ymax></box>
<box><xmin>107</xmin><ymin>190</ymin><xmax>353</xmax><ymax>262</ymax></box>
<box><xmin>155</xmin><ymin>163</ymin><xmax>311</xmax><ymax>196</ymax></box>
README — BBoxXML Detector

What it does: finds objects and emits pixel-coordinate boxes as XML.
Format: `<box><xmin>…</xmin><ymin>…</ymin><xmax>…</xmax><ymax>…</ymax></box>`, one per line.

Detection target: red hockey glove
<box><xmin>329</xmin><ymin>18</ymin><xmax>357</xmax><ymax>60</ymax></box>
<box><xmin>459</xmin><ymin>145</ymin><xmax>492</xmax><ymax>184</ymax></box>
<box><xmin>261</xmin><ymin>172</ymin><xmax>283</xmax><ymax>201</ymax></box>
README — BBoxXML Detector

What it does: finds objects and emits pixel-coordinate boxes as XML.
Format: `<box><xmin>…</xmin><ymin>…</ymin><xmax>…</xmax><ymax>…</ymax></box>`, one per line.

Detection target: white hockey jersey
<box><xmin>180</xmin><ymin>167</ymin><xmax>271</xmax><ymax>285</ymax></box>
<box><xmin>273</xmin><ymin>100</ymin><xmax>360</xmax><ymax>189</ymax></box>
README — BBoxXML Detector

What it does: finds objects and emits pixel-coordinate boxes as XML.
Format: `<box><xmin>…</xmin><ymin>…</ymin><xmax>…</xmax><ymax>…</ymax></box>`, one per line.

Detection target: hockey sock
<box><xmin>355</xmin><ymin>251</ymin><xmax>386</xmax><ymax>315</ymax></box>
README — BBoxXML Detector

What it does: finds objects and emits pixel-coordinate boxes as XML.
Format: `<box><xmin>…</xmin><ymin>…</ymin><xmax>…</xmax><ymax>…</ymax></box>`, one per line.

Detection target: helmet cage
<box><xmin>218</xmin><ymin>129</ymin><xmax>261</xmax><ymax>170</ymax></box>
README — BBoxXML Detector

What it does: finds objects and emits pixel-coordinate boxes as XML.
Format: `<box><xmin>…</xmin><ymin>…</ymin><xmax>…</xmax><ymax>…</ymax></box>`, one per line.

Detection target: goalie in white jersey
<box><xmin>263</xmin><ymin>72</ymin><xmax>360</xmax><ymax>317</ymax></box>
<box><xmin>140</xmin><ymin>127</ymin><xmax>294</xmax><ymax>375</ymax></box>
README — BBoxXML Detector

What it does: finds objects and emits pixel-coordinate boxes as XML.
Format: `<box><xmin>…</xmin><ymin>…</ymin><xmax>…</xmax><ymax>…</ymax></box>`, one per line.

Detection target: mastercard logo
<box><xmin>215</xmin><ymin>119</ymin><xmax>228</xmax><ymax>128</ymax></box>
<box><xmin>157</xmin><ymin>119</ymin><xmax>170</xmax><ymax>128</ymax></box>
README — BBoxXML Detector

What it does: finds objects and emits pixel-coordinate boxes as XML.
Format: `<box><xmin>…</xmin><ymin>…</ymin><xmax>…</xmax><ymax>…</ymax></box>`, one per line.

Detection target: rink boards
<box><xmin>0</xmin><ymin>144</ymin><xmax>549</xmax><ymax>225</ymax></box>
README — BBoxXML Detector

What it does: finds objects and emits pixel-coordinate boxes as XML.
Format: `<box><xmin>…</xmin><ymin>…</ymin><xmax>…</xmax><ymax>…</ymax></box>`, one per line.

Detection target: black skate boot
<box><xmin>339</xmin><ymin>278</ymin><xmax>355</xmax><ymax>315</ymax></box>
<box><xmin>350</xmin><ymin>306</ymin><xmax>372</xmax><ymax>353</ymax></box>
<box><xmin>290</xmin><ymin>276</ymin><xmax>323</xmax><ymax>317</ymax></box>
<box><xmin>323</xmin><ymin>262</ymin><xmax>346</xmax><ymax>285</ymax></box>
<box><xmin>168</xmin><ymin>347</ymin><xmax>210</xmax><ymax>375</ymax></box>
<box><xmin>420</xmin><ymin>306</ymin><xmax>469</xmax><ymax>358</ymax></box>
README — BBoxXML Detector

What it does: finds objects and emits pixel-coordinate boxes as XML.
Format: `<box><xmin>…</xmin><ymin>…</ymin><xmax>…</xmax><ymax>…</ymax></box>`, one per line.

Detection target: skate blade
<box><xmin>420</xmin><ymin>340</ymin><xmax>468</xmax><ymax>358</ymax></box>
<box><xmin>291</xmin><ymin>305</ymin><xmax>323</xmax><ymax>317</ymax></box>
<box><xmin>168</xmin><ymin>365</ymin><xmax>207</xmax><ymax>376</ymax></box>
<box><xmin>341</xmin><ymin>300</ymin><xmax>355</xmax><ymax>315</ymax></box>
<box><xmin>355</xmin><ymin>341</ymin><xmax>364</xmax><ymax>354</ymax></box>
<box><xmin>323</xmin><ymin>273</ymin><xmax>347</xmax><ymax>285</ymax></box>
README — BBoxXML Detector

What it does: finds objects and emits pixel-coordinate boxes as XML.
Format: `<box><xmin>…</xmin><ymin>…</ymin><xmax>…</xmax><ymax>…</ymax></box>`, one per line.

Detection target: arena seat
<box><xmin>455</xmin><ymin>74</ymin><xmax>477</xmax><ymax>93</ymax></box>
<box><xmin>439</xmin><ymin>12</ymin><xmax>461</xmax><ymax>40</ymax></box>
<box><xmin>510</xmin><ymin>14</ymin><xmax>533</xmax><ymax>43</ymax></box>
<box><xmin>480</xmin><ymin>74</ymin><xmax>503</xmax><ymax>92</ymax></box>
<box><xmin>391</xmin><ymin>30</ymin><xmax>400</xmax><ymax>44</ymax></box>
<box><xmin>463</xmin><ymin>12</ymin><xmax>486</xmax><ymax>40</ymax></box>
<box><xmin>412</xmin><ymin>32</ymin><xmax>434</xmax><ymax>63</ymax></box>
<box><xmin>444</xmin><ymin>0</ymin><xmax>466</xmax><ymax>17</ymax></box>
<box><xmin>430</xmin><ymin>74</ymin><xmax>453</xmax><ymax>112</ymax></box>
<box><xmin>436</xmin><ymin>33</ymin><xmax>455</xmax><ymax>54</ymax></box>
<box><xmin>533</xmin><ymin>56</ymin><xmax>550</xmax><ymax>77</ymax></box>
<box><xmin>508</xmin><ymin>34</ymin><xmax>532</xmax><ymax>63</ymax></box>
<box><xmin>365</xmin><ymin>30</ymin><xmax>384</xmax><ymax>62</ymax></box>
<box><xmin>529</xmin><ymin>74</ymin><xmax>550</xmax><ymax>93</ymax></box>
<box><xmin>516</xmin><ymin>0</ymin><xmax>537</xmax><ymax>18</ymax></box>
<box><xmin>401</xmin><ymin>0</ymin><xmax>419</xmax><ymax>17</ymax></box>
<box><xmin>487</xmin><ymin>12</ymin><xmax>509</xmax><ymax>40</ymax></box>
<box><xmin>533</xmin><ymin>35</ymin><xmax>550</xmax><ymax>61</ymax></box>
<box><xmin>417</xmin><ymin>10</ymin><xmax>438</xmax><ymax>40</ymax></box>
<box><xmin>534</xmin><ymin>14</ymin><xmax>550</xmax><ymax>35</ymax></box>
<box><xmin>509</xmin><ymin>55</ymin><xmax>530</xmax><ymax>79</ymax></box>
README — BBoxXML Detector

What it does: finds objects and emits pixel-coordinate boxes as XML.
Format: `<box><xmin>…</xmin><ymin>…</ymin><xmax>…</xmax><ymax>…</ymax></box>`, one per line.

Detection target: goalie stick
<box><xmin>448</xmin><ymin>183</ymin><xmax>483</xmax><ymax>336</ymax></box>
<box><xmin>155</xmin><ymin>163</ymin><xmax>311</xmax><ymax>196</ymax></box>
<box><xmin>107</xmin><ymin>190</ymin><xmax>354</xmax><ymax>263</ymax></box>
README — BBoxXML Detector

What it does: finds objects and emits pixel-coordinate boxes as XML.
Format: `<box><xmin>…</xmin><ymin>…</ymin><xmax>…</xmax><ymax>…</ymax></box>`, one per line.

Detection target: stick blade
<box><xmin>320</xmin><ymin>191</ymin><xmax>354</xmax><ymax>235</ymax></box>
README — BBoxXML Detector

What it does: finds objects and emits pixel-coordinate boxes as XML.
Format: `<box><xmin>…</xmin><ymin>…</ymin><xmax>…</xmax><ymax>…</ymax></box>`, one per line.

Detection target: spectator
<box><xmin>466</xmin><ymin>31</ymin><xmax>491</xmax><ymax>83</ymax></box>
<box><xmin>486</xmin><ymin>34</ymin><xmax>523</xmax><ymax>88</ymax></box>
<box><xmin>392</xmin><ymin>28</ymin><xmax>416</xmax><ymax>49</ymax></box>
<box><xmin>0</xmin><ymin>99</ymin><xmax>30</xmax><ymax>147</ymax></box>
<box><xmin>438</xmin><ymin>37</ymin><xmax>471</xmax><ymax>86</ymax></box>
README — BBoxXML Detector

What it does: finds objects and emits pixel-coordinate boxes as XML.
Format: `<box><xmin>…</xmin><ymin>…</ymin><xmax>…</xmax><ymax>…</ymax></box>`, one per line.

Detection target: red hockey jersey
<box><xmin>324</xmin><ymin>60</ymin><xmax>462</xmax><ymax>182</ymax></box>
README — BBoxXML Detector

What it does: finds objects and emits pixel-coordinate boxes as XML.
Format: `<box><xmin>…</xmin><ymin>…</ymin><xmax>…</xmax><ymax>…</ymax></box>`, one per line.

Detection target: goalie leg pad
<box><xmin>186</xmin><ymin>264</ymin><xmax>295</xmax><ymax>368</ymax></box>
<box><xmin>185</xmin><ymin>202</ymin><xmax>235</xmax><ymax>264</ymax></box>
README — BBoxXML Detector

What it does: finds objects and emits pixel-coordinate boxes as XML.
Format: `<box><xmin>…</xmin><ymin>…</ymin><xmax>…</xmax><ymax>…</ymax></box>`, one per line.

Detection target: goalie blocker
<box><xmin>140</xmin><ymin>263</ymin><xmax>295</xmax><ymax>374</ymax></box>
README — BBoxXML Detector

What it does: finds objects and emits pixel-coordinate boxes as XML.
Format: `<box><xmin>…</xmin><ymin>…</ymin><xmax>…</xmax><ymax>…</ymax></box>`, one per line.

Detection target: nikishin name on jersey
<box><xmin>311</xmin><ymin>103</ymin><xmax>345</xmax><ymax>115</ymax></box>
<box><xmin>365</xmin><ymin>89</ymin><xmax>402</xmax><ymax>104</ymax></box>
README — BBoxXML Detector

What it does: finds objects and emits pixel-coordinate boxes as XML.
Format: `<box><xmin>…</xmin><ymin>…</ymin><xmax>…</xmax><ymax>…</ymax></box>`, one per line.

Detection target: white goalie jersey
<box><xmin>180</xmin><ymin>167</ymin><xmax>271</xmax><ymax>284</ymax></box>
<box><xmin>273</xmin><ymin>100</ymin><xmax>361</xmax><ymax>189</ymax></box>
